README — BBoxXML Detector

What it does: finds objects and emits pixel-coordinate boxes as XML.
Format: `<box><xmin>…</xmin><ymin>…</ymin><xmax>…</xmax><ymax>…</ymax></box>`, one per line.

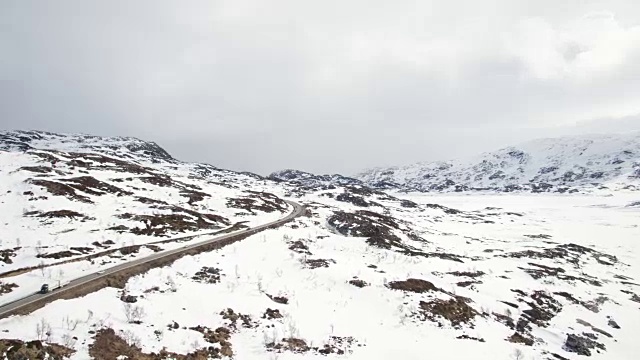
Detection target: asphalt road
<box><xmin>0</xmin><ymin>200</ymin><xmax>304</xmax><ymax>319</ymax></box>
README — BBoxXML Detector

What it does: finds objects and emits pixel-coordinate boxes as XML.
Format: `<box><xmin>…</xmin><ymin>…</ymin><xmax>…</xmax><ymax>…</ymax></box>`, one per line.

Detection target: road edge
<box><xmin>0</xmin><ymin>201</ymin><xmax>304</xmax><ymax>319</ymax></box>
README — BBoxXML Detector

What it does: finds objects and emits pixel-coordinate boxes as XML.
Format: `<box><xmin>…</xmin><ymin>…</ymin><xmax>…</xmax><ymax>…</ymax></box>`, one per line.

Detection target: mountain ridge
<box><xmin>355</xmin><ymin>132</ymin><xmax>640</xmax><ymax>192</ymax></box>
<box><xmin>0</xmin><ymin>130</ymin><xmax>175</xmax><ymax>164</ymax></box>
<box><xmin>270</xmin><ymin>132</ymin><xmax>640</xmax><ymax>193</ymax></box>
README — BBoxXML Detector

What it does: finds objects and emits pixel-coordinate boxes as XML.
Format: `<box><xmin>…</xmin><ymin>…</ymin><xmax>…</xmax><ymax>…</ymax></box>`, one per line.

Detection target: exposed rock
<box><xmin>267</xmin><ymin>294</ymin><xmax>289</xmax><ymax>304</ymax></box>
<box><xmin>192</xmin><ymin>267</ymin><xmax>224</xmax><ymax>284</ymax></box>
<box><xmin>268</xmin><ymin>169</ymin><xmax>363</xmax><ymax>189</ymax></box>
<box><xmin>288</xmin><ymin>240</ymin><xmax>312</xmax><ymax>255</ymax></box>
<box><xmin>521</xmin><ymin>291</ymin><xmax>562</xmax><ymax>327</ymax></box>
<box><xmin>492</xmin><ymin>312</ymin><xmax>516</xmax><ymax>330</ymax></box>
<box><xmin>400</xmin><ymin>199</ymin><xmax>419</xmax><ymax>208</ymax></box>
<box><xmin>456</xmin><ymin>335</ymin><xmax>485</xmax><ymax>342</ymax></box>
<box><xmin>262</xmin><ymin>308</ymin><xmax>283</xmax><ymax>320</ymax></box>
<box><xmin>0</xmin><ymin>248</ymin><xmax>18</xmax><ymax>264</ymax></box>
<box><xmin>328</xmin><ymin>210</ymin><xmax>456</xmax><ymax>261</ymax></box>
<box><xmin>335</xmin><ymin>192</ymin><xmax>370</xmax><ymax>207</ymax></box>
<box><xmin>564</xmin><ymin>333</ymin><xmax>605</xmax><ymax>356</ymax></box>
<box><xmin>448</xmin><ymin>270</ymin><xmax>485</xmax><ymax>278</ymax></box>
<box><xmin>227</xmin><ymin>191</ymin><xmax>288</xmax><ymax>213</ymax></box>
<box><xmin>120</xmin><ymin>295</ymin><xmax>138</xmax><ymax>304</ymax></box>
<box><xmin>505</xmin><ymin>243</ymin><xmax>617</xmax><ymax>271</ymax></box>
<box><xmin>348</xmin><ymin>279</ymin><xmax>369</xmax><ymax>288</ymax></box>
<box><xmin>607</xmin><ymin>319</ymin><xmax>620</xmax><ymax>329</ymax></box>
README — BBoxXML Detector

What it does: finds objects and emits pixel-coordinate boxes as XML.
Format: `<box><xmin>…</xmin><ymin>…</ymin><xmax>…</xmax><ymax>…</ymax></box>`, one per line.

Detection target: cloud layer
<box><xmin>1</xmin><ymin>0</ymin><xmax>639</xmax><ymax>174</ymax></box>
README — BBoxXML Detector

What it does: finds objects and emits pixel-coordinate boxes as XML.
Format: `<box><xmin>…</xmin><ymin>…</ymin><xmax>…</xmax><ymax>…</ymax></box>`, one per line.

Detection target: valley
<box><xmin>0</xmin><ymin>131</ymin><xmax>638</xmax><ymax>359</ymax></box>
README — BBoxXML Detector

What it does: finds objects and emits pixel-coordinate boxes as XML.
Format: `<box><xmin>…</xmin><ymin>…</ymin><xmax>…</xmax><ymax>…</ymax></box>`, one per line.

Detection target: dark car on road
<box><xmin>40</xmin><ymin>284</ymin><xmax>49</xmax><ymax>294</ymax></box>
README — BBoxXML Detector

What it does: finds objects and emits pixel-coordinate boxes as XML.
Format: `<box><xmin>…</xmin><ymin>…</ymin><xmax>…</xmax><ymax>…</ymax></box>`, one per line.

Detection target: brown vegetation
<box><xmin>34</xmin><ymin>210</ymin><xmax>93</xmax><ymax>221</ymax></box>
<box><xmin>181</xmin><ymin>189</ymin><xmax>210</xmax><ymax>204</ymax></box>
<box><xmin>0</xmin><ymin>339</ymin><xmax>74</xmax><ymax>360</ymax></box>
<box><xmin>387</xmin><ymin>278</ymin><xmax>439</xmax><ymax>293</ymax></box>
<box><xmin>134</xmin><ymin>197</ymin><xmax>168</xmax><ymax>205</ymax></box>
<box><xmin>456</xmin><ymin>280</ymin><xmax>482</xmax><ymax>288</ymax></box>
<box><xmin>505</xmin><ymin>243</ymin><xmax>617</xmax><ymax>269</ymax></box>
<box><xmin>62</xmin><ymin>176</ymin><xmax>132</xmax><ymax>197</ymax></box>
<box><xmin>119</xmin><ymin>206</ymin><xmax>229</xmax><ymax>237</ymax></box>
<box><xmin>220</xmin><ymin>308</ymin><xmax>256</xmax><ymax>329</ymax></box>
<box><xmin>508</xmin><ymin>332</ymin><xmax>534</xmax><ymax>346</ymax></box>
<box><xmin>18</xmin><ymin>165</ymin><xmax>56</xmax><ymax>174</ymax></box>
<box><xmin>37</xmin><ymin>250</ymin><xmax>79</xmax><ymax>259</ymax></box>
<box><xmin>266</xmin><ymin>337</ymin><xmax>310</xmax><ymax>354</ymax></box>
<box><xmin>28</xmin><ymin>179</ymin><xmax>93</xmax><ymax>203</ymax></box>
<box><xmin>89</xmin><ymin>328</ymin><xmax>230</xmax><ymax>360</ymax></box>
<box><xmin>0</xmin><ymin>282</ymin><xmax>18</xmax><ymax>295</ymax></box>
<box><xmin>266</xmin><ymin>336</ymin><xmax>359</xmax><ymax>355</ymax></box>
<box><xmin>64</xmin><ymin>152</ymin><xmax>154</xmax><ymax>174</ymax></box>
<box><xmin>0</xmin><ymin>248</ymin><xmax>18</xmax><ymax>264</ymax></box>
<box><xmin>417</xmin><ymin>296</ymin><xmax>479</xmax><ymax>327</ymax></box>
<box><xmin>305</xmin><ymin>258</ymin><xmax>336</xmax><ymax>269</ymax></box>
<box><xmin>189</xmin><ymin>326</ymin><xmax>233</xmax><ymax>357</ymax></box>
<box><xmin>227</xmin><ymin>192</ymin><xmax>288</xmax><ymax>214</ymax></box>
<box><xmin>329</xmin><ymin>210</ymin><xmax>463</xmax><ymax>262</ymax></box>
<box><xmin>520</xmin><ymin>262</ymin><xmax>602</xmax><ymax>286</ymax></box>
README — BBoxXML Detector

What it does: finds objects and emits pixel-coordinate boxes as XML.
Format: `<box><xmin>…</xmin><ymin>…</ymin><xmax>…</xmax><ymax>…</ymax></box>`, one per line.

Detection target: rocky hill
<box><xmin>356</xmin><ymin>133</ymin><xmax>640</xmax><ymax>193</ymax></box>
<box><xmin>268</xmin><ymin>169</ymin><xmax>364</xmax><ymax>189</ymax></box>
<box><xmin>0</xmin><ymin>130</ymin><xmax>289</xmax><ymax>286</ymax></box>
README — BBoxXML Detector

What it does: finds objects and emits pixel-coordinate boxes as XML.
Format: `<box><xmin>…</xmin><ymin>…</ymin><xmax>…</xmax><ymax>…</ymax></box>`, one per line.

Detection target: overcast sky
<box><xmin>1</xmin><ymin>1</ymin><xmax>640</xmax><ymax>175</ymax></box>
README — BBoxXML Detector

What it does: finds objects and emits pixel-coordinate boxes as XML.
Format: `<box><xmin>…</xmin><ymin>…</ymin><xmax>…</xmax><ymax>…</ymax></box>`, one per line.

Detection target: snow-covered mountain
<box><xmin>0</xmin><ymin>130</ymin><xmax>638</xmax><ymax>360</ymax></box>
<box><xmin>356</xmin><ymin>133</ymin><xmax>640</xmax><ymax>193</ymax></box>
<box><xmin>0</xmin><ymin>130</ymin><xmax>290</xmax><ymax>281</ymax></box>
<box><xmin>268</xmin><ymin>169</ymin><xmax>364</xmax><ymax>189</ymax></box>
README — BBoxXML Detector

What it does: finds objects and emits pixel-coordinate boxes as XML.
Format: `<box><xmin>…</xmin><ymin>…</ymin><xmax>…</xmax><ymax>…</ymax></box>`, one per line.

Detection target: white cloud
<box><xmin>507</xmin><ymin>11</ymin><xmax>640</xmax><ymax>80</ymax></box>
<box><xmin>1</xmin><ymin>0</ymin><xmax>640</xmax><ymax>173</ymax></box>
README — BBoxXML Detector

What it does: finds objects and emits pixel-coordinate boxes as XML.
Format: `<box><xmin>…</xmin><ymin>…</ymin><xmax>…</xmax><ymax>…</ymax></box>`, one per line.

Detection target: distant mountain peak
<box><xmin>269</xmin><ymin>169</ymin><xmax>363</xmax><ymax>189</ymax></box>
<box><xmin>355</xmin><ymin>132</ymin><xmax>640</xmax><ymax>193</ymax></box>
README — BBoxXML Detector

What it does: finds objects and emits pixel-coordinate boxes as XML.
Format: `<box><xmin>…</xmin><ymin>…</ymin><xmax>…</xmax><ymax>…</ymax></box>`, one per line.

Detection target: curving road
<box><xmin>0</xmin><ymin>200</ymin><xmax>304</xmax><ymax>319</ymax></box>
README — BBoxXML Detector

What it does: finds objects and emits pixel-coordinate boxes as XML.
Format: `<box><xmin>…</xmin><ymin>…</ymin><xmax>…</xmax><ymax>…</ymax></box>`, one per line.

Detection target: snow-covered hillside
<box><xmin>0</xmin><ymin>130</ymin><xmax>290</xmax><ymax>303</ymax></box>
<box><xmin>0</xmin><ymin>130</ymin><xmax>638</xmax><ymax>360</ymax></box>
<box><xmin>356</xmin><ymin>133</ymin><xmax>640</xmax><ymax>193</ymax></box>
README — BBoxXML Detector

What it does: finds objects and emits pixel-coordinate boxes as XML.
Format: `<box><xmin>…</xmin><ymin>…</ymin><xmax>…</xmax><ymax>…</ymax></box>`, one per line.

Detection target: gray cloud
<box><xmin>2</xmin><ymin>0</ymin><xmax>640</xmax><ymax>174</ymax></box>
